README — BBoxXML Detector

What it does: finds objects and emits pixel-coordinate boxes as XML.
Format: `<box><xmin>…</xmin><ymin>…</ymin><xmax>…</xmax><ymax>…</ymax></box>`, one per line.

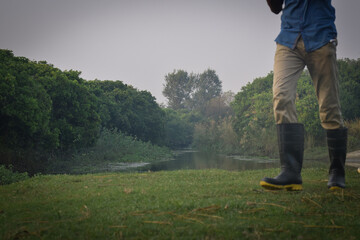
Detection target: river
<box><xmin>105</xmin><ymin>150</ymin><xmax>280</xmax><ymax>172</ymax></box>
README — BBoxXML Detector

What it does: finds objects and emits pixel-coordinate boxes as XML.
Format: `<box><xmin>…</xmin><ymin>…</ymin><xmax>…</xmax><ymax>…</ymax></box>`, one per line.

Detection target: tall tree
<box><xmin>162</xmin><ymin>70</ymin><xmax>194</xmax><ymax>110</ymax></box>
<box><xmin>0</xmin><ymin>54</ymin><xmax>54</xmax><ymax>150</ymax></box>
<box><xmin>86</xmin><ymin>80</ymin><xmax>165</xmax><ymax>145</ymax></box>
<box><xmin>192</xmin><ymin>69</ymin><xmax>222</xmax><ymax>113</ymax></box>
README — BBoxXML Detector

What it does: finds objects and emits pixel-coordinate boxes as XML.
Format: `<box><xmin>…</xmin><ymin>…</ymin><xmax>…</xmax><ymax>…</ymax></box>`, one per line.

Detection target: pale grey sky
<box><xmin>1</xmin><ymin>0</ymin><xmax>359</xmax><ymax>104</ymax></box>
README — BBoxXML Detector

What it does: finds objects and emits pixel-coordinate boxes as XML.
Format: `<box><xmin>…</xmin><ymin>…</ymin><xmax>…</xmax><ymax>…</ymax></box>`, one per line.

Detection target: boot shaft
<box><xmin>326</xmin><ymin>128</ymin><xmax>347</xmax><ymax>150</ymax></box>
<box><xmin>259</xmin><ymin>123</ymin><xmax>304</xmax><ymax>190</ymax></box>
<box><xmin>277</xmin><ymin>123</ymin><xmax>304</xmax><ymax>173</ymax></box>
<box><xmin>326</xmin><ymin>128</ymin><xmax>347</xmax><ymax>174</ymax></box>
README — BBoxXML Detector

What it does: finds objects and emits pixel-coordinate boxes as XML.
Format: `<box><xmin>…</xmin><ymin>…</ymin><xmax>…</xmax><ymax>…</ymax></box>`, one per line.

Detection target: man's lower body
<box><xmin>260</xmin><ymin>38</ymin><xmax>347</xmax><ymax>191</ymax></box>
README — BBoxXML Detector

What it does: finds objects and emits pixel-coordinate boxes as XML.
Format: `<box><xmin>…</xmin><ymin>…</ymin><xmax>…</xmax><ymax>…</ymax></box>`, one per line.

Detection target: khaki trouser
<box><xmin>273</xmin><ymin>38</ymin><xmax>344</xmax><ymax>130</ymax></box>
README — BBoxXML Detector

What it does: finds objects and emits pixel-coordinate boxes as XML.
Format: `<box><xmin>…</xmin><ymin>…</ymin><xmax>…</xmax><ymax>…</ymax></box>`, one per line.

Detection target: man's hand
<box><xmin>266</xmin><ymin>0</ymin><xmax>284</xmax><ymax>14</ymax></box>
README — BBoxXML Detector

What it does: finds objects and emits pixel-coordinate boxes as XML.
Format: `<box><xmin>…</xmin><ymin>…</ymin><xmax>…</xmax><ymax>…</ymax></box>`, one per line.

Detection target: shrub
<box><xmin>45</xmin><ymin>129</ymin><xmax>172</xmax><ymax>174</ymax></box>
<box><xmin>0</xmin><ymin>165</ymin><xmax>29</xmax><ymax>185</ymax></box>
<box><xmin>345</xmin><ymin>118</ymin><xmax>360</xmax><ymax>151</ymax></box>
<box><xmin>193</xmin><ymin>117</ymin><xmax>240</xmax><ymax>154</ymax></box>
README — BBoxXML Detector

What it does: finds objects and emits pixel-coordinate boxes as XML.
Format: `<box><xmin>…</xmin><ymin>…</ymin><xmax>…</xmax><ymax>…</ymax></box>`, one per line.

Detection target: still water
<box><xmin>108</xmin><ymin>150</ymin><xmax>280</xmax><ymax>172</ymax></box>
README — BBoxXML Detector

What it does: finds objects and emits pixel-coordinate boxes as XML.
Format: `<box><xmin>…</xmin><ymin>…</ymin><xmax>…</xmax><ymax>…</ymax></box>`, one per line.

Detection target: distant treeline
<box><xmin>167</xmin><ymin>58</ymin><xmax>360</xmax><ymax>157</ymax></box>
<box><xmin>1</xmin><ymin>49</ymin><xmax>360</xmax><ymax>172</ymax></box>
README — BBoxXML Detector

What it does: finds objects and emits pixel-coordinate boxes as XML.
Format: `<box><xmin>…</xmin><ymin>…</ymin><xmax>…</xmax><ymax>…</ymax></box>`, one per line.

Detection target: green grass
<box><xmin>1</xmin><ymin>168</ymin><xmax>360</xmax><ymax>239</ymax></box>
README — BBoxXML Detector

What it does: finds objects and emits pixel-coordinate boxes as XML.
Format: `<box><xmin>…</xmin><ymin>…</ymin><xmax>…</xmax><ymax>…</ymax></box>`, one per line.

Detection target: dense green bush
<box><xmin>192</xmin><ymin>117</ymin><xmax>240</xmax><ymax>154</ymax></box>
<box><xmin>86</xmin><ymin>80</ymin><xmax>165</xmax><ymax>145</ymax></box>
<box><xmin>346</xmin><ymin>119</ymin><xmax>360</xmax><ymax>151</ymax></box>
<box><xmin>0</xmin><ymin>49</ymin><xmax>100</xmax><ymax>154</ymax></box>
<box><xmin>162</xmin><ymin>109</ymin><xmax>201</xmax><ymax>148</ymax></box>
<box><xmin>0</xmin><ymin>49</ymin><xmax>167</xmax><ymax>172</ymax></box>
<box><xmin>45</xmin><ymin>129</ymin><xmax>172</xmax><ymax>174</ymax></box>
<box><xmin>0</xmin><ymin>165</ymin><xmax>28</xmax><ymax>185</ymax></box>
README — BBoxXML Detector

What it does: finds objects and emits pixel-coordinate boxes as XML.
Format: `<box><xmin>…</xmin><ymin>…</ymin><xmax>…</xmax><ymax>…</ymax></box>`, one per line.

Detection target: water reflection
<box><xmin>93</xmin><ymin>150</ymin><xmax>328</xmax><ymax>173</ymax></box>
<box><xmin>139</xmin><ymin>151</ymin><xmax>279</xmax><ymax>172</ymax></box>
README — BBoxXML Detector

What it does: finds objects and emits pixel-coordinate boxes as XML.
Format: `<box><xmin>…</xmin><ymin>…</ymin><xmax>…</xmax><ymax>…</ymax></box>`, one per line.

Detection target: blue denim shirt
<box><xmin>275</xmin><ymin>0</ymin><xmax>337</xmax><ymax>52</ymax></box>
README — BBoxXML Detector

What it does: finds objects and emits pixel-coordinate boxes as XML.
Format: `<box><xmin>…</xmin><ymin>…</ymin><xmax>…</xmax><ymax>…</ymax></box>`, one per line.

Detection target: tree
<box><xmin>162</xmin><ymin>70</ymin><xmax>194</xmax><ymax>110</ymax></box>
<box><xmin>231</xmin><ymin>73</ymin><xmax>273</xmax><ymax>137</ymax></box>
<box><xmin>86</xmin><ymin>80</ymin><xmax>166</xmax><ymax>145</ymax></box>
<box><xmin>202</xmin><ymin>91</ymin><xmax>235</xmax><ymax>120</ymax></box>
<box><xmin>163</xmin><ymin>109</ymin><xmax>195</xmax><ymax>148</ymax></box>
<box><xmin>0</xmin><ymin>49</ymin><xmax>101</xmax><ymax>171</ymax></box>
<box><xmin>192</xmin><ymin>69</ymin><xmax>222</xmax><ymax>112</ymax></box>
<box><xmin>0</xmin><ymin>50</ymin><xmax>55</xmax><ymax>151</ymax></box>
<box><xmin>231</xmin><ymin>72</ymin><xmax>278</xmax><ymax>156</ymax></box>
<box><xmin>45</xmin><ymin>70</ymin><xmax>100</xmax><ymax>150</ymax></box>
<box><xmin>162</xmin><ymin>69</ymin><xmax>223</xmax><ymax>113</ymax></box>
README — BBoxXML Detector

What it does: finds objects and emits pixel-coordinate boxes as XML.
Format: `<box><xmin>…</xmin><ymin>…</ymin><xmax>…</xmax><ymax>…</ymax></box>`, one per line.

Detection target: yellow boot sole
<box><xmin>260</xmin><ymin>181</ymin><xmax>303</xmax><ymax>191</ymax></box>
<box><xmin>329</xmin><ymin>186</ymin><xmax>345</xmax><ymax>191</ymax></box>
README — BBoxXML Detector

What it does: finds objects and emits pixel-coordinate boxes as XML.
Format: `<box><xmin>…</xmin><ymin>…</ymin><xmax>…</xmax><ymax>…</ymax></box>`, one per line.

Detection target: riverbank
<box><xmin>1</xmin><ymin>168</ymin><xmax>359</xmax><ymax>239</ymax></box>
<box><xmin>43</xmin><ymin>129</ymin><xmax>173</xmax><ymax>175</ymax></box>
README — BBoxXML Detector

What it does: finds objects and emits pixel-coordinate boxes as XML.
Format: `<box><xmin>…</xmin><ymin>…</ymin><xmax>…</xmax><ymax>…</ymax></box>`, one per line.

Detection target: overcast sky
<box><xmin>1</xmin><ymin>0</ymin><xmax>359</xmax><ymax>104</ymax></box>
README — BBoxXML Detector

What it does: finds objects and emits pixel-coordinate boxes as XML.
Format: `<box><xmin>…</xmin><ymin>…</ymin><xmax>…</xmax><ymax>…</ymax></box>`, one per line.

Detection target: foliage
<box><xmin>231</xmin><ymin>59</ymin><xmax>360</xmax><ymax>156</ymax></box>
<box><xmin>202</xmin><ymin>91</ymin><xmax>235</xmax><ymax>120</ymax></box>
<box><xmin>231</xmin><ymin>73</ymin><xmax>273</xmax><ymax>137</ymax></box>
<box><xmin>338</xmin><ymin>58</ymin><xmax>360</xmax><ymax>120</ymax></box>
<box><xmin>0</xmin><ymin>50</ymin><xmax>55</xmax><ymax>151</ymax></box>
<box><xmin>162</xmin><ymin>109</ymin><xmax>198</xmax><ymax>149</ymax></box>
<box><xmin>193</xmin><ymin>117</ymin><xmax>239</xmax><ymax>154</ymax></box>
<box><xmin>0</xmin><ymin>49</ymin><xmax>167</xmax><ymax>172</ymax></box>
<box><xmin>45</xmin><ymin>128</ymin><xmax>172</xmax><ymax>174</ymax></box>
<box><xmin>162</xmin><ymin>70</ymin><xmax>194</xmax><ymax>110</ymax></box>
<box><xmin>193</xmin><ymin>120</ymin><xmax>221</xmax><ymax>152</ymax></box>
<box><xmin>295</xmin><ymin>71</ymin><xmax>323</xmax><ymax>140</ymax></box>
<box><xmin>162</xmin><ymin>69</ymin><xmax>227</xmax><ymax>151</ymax></box>
<box><xmin>45</xmin><ymin>70</ymin><xmax>101</xmax><ymax>151</ymax></box>
<box><xmin>162</xmin><ymin>69</ymin><xmax>222</xmax><ymax>113</ymax></box>
<box><xmin>1</xmin><ymin>48</ymin><xmax>360</xmax><ymax>174</ymax></box>
<box><xmin>165</xmin><ymin>59</ymin><xmax>360</xmax><ymax>156</ymax></box>
<box><xmin>0</xmin><ymin>165</ymin><xmax>28</xmax><ymax>185</ymax></box>
<box><xmin>0</xmin><ymin>49</ymin><xmax>100</xmax><ymax>154</ymax></box>
<box><xmin>192</xmin><ymin>69</ymin><xmax>222</xmax><ymax>113</ymax></box>
<box><xmin>231</xmin><ymin>73</ymin><xmax>278</xmax><ymax>156</ymax></box>
<box><xmin>86</xmin><ymin>80</ymin><xmax>165</xmax><ymax>145</ymax></box>
<box><xmin>345</xmin><ymin>118</ymin><xmax>360</xmax><ymax>151</ymax></box>
<box><xmin>1</xmin><ymin>168</ymin><xmax>359</xmax><ymax>239</ymax></box>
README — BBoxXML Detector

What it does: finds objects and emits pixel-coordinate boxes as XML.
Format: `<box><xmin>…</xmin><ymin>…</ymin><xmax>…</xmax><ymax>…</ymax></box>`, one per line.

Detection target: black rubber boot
<box><xmin>260</xmin><ymin>123</ymin><xmax>304</xmax><ymax>191</ymax></box>
<box><xmin>326</xmin><ymin>128</ymin><xmax>347</xmax><ymax>190</ymax></box>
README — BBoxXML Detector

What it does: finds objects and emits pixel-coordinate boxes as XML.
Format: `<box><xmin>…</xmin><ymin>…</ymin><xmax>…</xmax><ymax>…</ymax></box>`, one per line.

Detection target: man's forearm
<box><xmin>266</xmin><ymin>0</ymin><xmax>284</xmax><ymax>14</ymax></box>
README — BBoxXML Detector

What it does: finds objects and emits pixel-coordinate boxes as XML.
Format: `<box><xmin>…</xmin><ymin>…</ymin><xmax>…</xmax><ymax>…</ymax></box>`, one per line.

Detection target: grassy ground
<box><xmin>1</xmin><ymin>167</ymin><xmax>360</xmax><ymax>240</ymax></box>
